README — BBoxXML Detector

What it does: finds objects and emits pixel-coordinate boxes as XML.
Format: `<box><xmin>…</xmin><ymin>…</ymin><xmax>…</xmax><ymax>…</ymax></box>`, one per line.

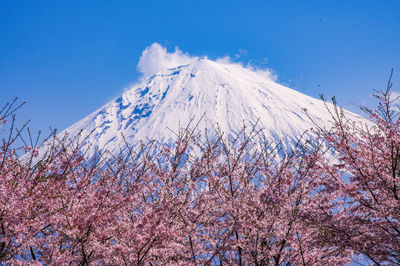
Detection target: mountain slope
<box><xmin>60</xmin><ymin>58</ymin><xmax>360</xmax><ymax>158</ymax></box>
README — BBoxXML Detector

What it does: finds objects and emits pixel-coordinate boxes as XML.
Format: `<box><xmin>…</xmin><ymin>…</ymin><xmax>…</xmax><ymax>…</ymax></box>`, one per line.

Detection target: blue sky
<box><xmin>1</xmin><ymin>1</ymin><xmax>399</xmax><ymax>136</ymax></box>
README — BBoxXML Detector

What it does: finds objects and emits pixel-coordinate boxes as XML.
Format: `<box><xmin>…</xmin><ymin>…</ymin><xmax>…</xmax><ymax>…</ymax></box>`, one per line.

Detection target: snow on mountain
<box><xmin>57</xmin><ymin>56</ymin><xmax>361</xmax><ymax>159</ymax></box>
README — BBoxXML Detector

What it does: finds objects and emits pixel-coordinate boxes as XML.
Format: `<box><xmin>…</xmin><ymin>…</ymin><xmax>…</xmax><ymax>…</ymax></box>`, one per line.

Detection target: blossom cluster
<box><xmin>0</xmin><ymin>82</ymin><xmax>399</xmax><ymax>265</ymax></box>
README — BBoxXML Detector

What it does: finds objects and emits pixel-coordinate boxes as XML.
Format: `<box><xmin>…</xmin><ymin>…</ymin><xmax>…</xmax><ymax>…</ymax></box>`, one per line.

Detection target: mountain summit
<box><xmin>60</xmin><ymin>58</ymin><xmax>357</xmax><ymax>157</ymax></box>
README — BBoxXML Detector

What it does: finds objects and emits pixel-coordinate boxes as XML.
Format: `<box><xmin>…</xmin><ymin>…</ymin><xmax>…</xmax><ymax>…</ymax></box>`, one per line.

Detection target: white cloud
<box><xmin>215</xmin><ymin>56</ymin><xmax>232</xmax><ymax>64</ymax></box>
<box><xmin>137</xmin><ymin>43</ymin><xmax>198</xmax><ymax>77</ymax></box>
<box><xmin>215</xmin><ymin>55</ymin><xmax>277</xmax><ymax>81</ymax></box>
<box><xmin>137</xmin><ymin>43</ymin><xmax>277</xmax><ymax>82</ymax></box>
<box><xmin>234</xmin><ymin>49</ymin><xmax>247</xmax><ymax>59</ymax></box>
<box><xmin>253</xmin><ymin>68</ymin><xmax>278</xmax><ymax>82</ymax></box>
<box><xmin>244</xmin><ymin>57</ymin><xmax>277</xmax><ymax>81</ymax></box>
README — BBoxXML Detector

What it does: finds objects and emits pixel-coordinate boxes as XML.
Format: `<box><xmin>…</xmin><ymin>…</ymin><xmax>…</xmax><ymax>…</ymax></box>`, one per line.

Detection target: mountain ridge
<box><xmin>58</xmin><ymin>58</ymin><xmax>360</xmax><ymax>158</ymax></box>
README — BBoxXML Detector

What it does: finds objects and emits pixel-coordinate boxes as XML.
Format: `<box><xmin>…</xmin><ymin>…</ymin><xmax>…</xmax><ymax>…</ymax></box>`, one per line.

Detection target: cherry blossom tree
<box><xmin>160</xmin><ymin>126</ymin><xmax>353</xmax><ymax>265</ymax></box>
<box><xmin>308</xmin><ymin>71</ymin><xmax>400</xmax><ymax>265</ymax></box>
<box><xmin>1</xmin><ymin>105</ymin><xmax>355</xmax><ymax>265</ymax></box>
<box><xmin>12</xmin><ymin>82</ymin><xmax>400</xmax><ymax>265</ymax></box>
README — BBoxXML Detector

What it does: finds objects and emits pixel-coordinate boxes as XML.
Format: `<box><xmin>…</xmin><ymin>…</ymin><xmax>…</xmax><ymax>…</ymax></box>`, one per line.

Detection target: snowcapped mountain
<box><xmin>59</xmin><ymin>57</ymin><xmax>359</xmax><ymax>158</ymax></box>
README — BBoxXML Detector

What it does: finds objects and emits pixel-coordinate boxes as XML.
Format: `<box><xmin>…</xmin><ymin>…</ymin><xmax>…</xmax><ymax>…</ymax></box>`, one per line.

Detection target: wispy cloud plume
<box><xmin>137</xmin><ymin>43</ymin><xmax>277</xmax><ymax>81</ymax></box>
<box><xmin>216</xmin><ymin>54</ymin><xmax>277</xmax><ymax>81</ymax></box>
<box><xmin>137</xmin><ymin>43</ymin><xmax>198</xmax><ymax>77</ymax></box>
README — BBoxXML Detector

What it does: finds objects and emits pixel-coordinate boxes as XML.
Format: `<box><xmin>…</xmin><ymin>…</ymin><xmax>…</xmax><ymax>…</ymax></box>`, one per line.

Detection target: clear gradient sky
<box><xmin>1</xmin><ymin>1</ymin><xmax>399</xmax><ymax>137</ymax></box>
